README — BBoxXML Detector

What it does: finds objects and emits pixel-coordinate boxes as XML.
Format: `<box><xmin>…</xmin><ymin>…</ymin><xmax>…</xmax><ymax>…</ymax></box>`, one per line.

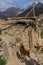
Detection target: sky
<box><xmin>0</xmin><ymin>0</ymin><xmax>43</xmax><ymax>11</ymax></box>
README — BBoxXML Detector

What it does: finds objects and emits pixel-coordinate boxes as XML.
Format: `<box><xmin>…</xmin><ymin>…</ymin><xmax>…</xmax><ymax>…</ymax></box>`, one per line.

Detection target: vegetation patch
<box><xmin>0</xmin><ymin>28</ymin><xmax>2</xmax><ymax>35</ymax></box>
<box><xmin>0</xmin><ymin>56</ymin><xmax>6</xmax><ymax>65</ymax></box>
<box><xmin>39</xmin><ymin>19</ymin><xmax>43</xmax><ymax>26</ymax></box>
<box><xmin>41</xmin><ymin>31</ymin><xmax>43</xmax><ymax>38</ymax></box>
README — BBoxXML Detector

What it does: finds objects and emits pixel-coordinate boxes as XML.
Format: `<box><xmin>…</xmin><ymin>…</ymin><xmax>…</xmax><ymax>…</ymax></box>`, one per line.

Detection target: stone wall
<box><xmin>0</xmin><ymin>19</ymin><xmax>42</xmax><ymax>62</ymax></box>
<box><xmin>3</xmin><ymin>24</ymin><xmax>38</xmax><ymax>50</ymax></box>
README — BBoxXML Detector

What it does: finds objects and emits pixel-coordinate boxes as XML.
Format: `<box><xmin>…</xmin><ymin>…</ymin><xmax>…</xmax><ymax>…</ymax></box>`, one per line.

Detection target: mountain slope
<box><xmin>17</xmin><ymin>2</ymin><xmax>43</xmax><ymax>17</ymax></box>
<box><xmin>0</xmin><ymin>7</ymin><xmax>22</xmax><ymax>19</ymax></box>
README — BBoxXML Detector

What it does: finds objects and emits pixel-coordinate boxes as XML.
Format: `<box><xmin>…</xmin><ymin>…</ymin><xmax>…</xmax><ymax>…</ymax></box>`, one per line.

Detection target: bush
<box><xmin>0</xmin><ymin>56</ymin><xmax>6</xmax><ymax>65</ymax></box>
<box><xmin>0</xmin><ymin>28</ymin><xmax>2</xmax><ymax>35</ymax></box>
<box><xmin>39</xmin><ymin>19</ymin><xmax>43</xmax><ymax>27</ymax></box>
<box><xmin>41</xmin><ymin>31</ymin><xmax>43</xmax><ymax>38</ymax></box>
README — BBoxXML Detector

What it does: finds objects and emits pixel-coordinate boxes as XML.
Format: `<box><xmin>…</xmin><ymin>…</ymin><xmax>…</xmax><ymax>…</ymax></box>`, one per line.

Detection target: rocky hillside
<box><xmin>0</xmin><ymin>7</ymin><xmax>23</xmax><ymax>19</ymax></box>
<box><xmin>18</xmin><ymin>2</ymin><xmax>43</xmax><ymax>17</ymax></box>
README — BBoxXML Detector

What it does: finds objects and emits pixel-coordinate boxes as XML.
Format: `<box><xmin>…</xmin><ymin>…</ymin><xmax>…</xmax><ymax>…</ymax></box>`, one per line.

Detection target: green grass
<box><xmin>4</xmin><ymin>32</ymin><xmax>14</xmax><ymax>36</ymax></box>
<box><xmin>4</xmin><ymin>32</ymin><xmax>8</xmax><ymax>34</ymax></box>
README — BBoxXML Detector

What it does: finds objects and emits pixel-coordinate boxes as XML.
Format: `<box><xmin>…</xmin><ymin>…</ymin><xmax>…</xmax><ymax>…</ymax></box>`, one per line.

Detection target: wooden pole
<box><xmin>32</xmin><ymin>3</ymin><xmax>36</xmax><ymax>18</ymax></box>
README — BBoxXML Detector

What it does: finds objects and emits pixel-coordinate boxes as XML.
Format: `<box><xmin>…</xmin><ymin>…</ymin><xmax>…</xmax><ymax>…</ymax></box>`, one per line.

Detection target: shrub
<box><xmin>0</xmin><ymin>28</ymin><xmax>2</xmax><ymax>35</ymax></box>
<box><xmin>0</xmin><ymin>56</ymin><xmax>6</xmax><ymax>65</ymax></box>
<box><xmin>41</xmin><ymin>31</ymin><xmax>43</xmax><ymax>38</ymax></box>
